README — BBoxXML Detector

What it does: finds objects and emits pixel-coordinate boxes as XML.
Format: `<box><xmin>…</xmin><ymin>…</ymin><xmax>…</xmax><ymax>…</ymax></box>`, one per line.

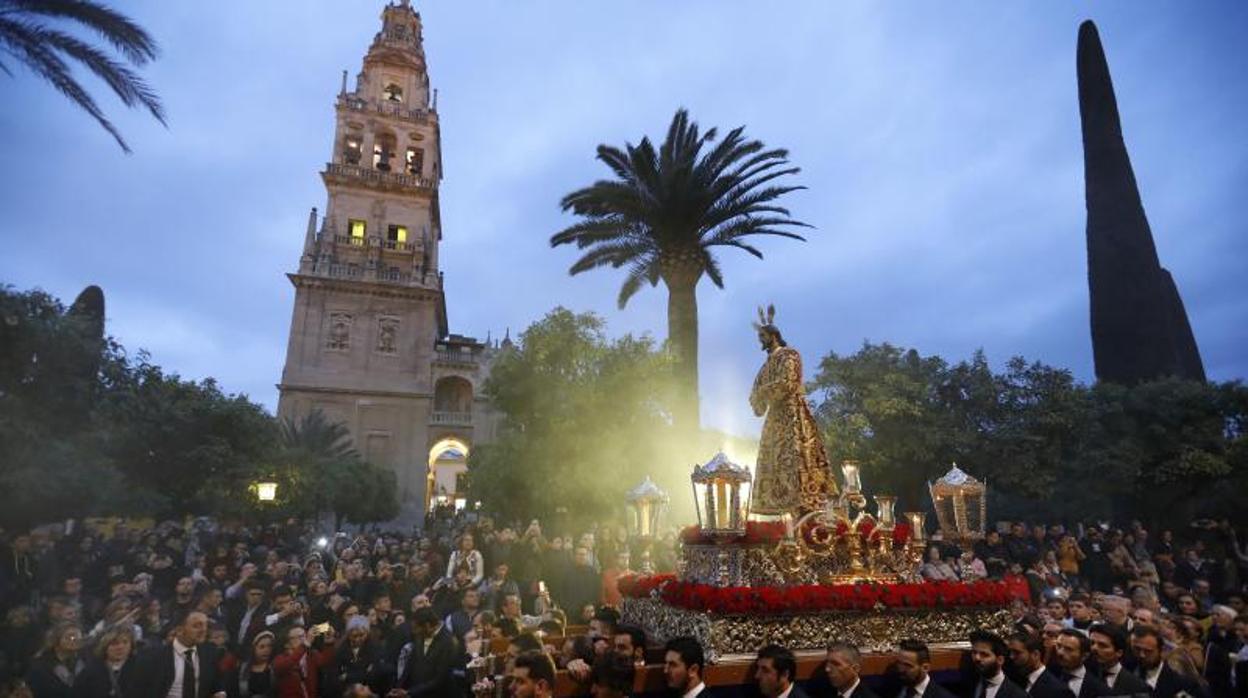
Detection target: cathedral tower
<box><xmin>278</xmin><ymin>1</ymin><xmax>497</xmax><ymax>520</ymax></box>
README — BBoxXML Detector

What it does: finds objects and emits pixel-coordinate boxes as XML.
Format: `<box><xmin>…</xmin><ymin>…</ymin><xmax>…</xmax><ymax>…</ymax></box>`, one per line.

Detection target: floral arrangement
<box><xmin>678</xmin><ymin>519</ymin><xmax>913</xmax><ymax>546</ymax></box>
<box><xmin>619</xmin><ymin>574</ymin><xmax>1029</xmax><ymax>615</ymax></box>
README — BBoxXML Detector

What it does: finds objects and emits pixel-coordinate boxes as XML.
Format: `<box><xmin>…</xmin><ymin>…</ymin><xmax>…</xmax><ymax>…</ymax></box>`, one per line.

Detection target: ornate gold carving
<box><xmin>620</xmin><ymin>597</ymin><xmax>1013</xmax><ymax>663</ymax></box>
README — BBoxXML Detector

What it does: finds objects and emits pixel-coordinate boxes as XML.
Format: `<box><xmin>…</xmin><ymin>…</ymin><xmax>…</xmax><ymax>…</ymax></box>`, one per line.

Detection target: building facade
<box><xmin>277</xmin><ymin>1</ymin><xmax>501</xmax><ymax>521</ymax></box>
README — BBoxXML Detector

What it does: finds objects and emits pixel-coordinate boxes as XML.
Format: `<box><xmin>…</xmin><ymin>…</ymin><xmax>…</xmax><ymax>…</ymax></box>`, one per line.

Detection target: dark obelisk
<box><xmin>1077</xmin><ymin>20</ymin><xmax>1205</xmax><ymax>384</ymax></box>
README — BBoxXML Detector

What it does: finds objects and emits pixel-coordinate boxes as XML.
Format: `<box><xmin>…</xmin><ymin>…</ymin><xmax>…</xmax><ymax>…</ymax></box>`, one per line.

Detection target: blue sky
<box><xmin>1</xmin><ymin>1</ymin><xmax>1245</xmax><ymax>436</ymax></box>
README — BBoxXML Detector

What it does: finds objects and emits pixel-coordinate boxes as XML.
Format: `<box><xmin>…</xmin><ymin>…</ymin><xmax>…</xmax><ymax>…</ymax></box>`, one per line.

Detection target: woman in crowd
<box><xmin>919</xmin><ymin>546</ymin><xmax>958</xmax><ymax>582</ymax></box>
<box><xmin>24</xmin><ymin>623</ymin><xmax>84</xmax><ymax>698</ymax></box>
<box><xmin>1057</xmin><ymin>534</ymin><xmax>1086</xmax><ymax>585</ymax></box>
<box><xmin>325</xmin><ymin>616</ymin><xmax>390</xmax><ymax>697</ymax></box>
<box><xmin>445</xmin><ymin>533</ymin><xmax>484</xmax><ymax>588</ymax></box>
<box><xmin>72</xmin><ymin>626</ymin><xmax>135</xmax><ymax>698</ymax></box>
<box><xmin>230</xmin><ymin>630</ymin><xmax>276</xmax><ymax>698</ymax></box>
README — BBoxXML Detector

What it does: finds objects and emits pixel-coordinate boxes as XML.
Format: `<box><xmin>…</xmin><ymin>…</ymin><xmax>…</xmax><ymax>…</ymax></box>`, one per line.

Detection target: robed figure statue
<box><xmin>749</xmin><ymin>306</ymin><xmax>838</xmax><ymax>516</ymax></box>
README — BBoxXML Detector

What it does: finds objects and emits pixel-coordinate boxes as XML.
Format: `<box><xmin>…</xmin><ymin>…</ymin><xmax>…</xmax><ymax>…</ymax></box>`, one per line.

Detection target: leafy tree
<box><xmin>467</xmin><ymin>308</ymin><xmax>681</xmax><ymax>525</ymax></box>
<box><xmin>0</xmin><ymin>0</ymin><xmax>166</xmax><ymax>152</ymax></box>
<box><xmin>809</xmin><ymin>341</ymin><xmax>1248</xmax><ymax>526</ymax></box>
<box><xmin>551</xmin><ymin>108</ymin><xmax>810</xmax><ymax>431</ymax></box>
<box><xmin>277</xmin><ymin>409</ymin><xmax>398</xmax><ymax>527</ymax></box>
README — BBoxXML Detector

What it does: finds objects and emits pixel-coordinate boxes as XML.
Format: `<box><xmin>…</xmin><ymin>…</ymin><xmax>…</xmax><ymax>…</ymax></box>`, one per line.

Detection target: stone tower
<box><xmin>1077</xmin><ymin>20</ymin><xmax>1205</xmax><ymax>384</ymax></box>
<box><xmin>278</xmin><ymin>1</ymin><xmax>499</xmax><ymax>521</ymax></box>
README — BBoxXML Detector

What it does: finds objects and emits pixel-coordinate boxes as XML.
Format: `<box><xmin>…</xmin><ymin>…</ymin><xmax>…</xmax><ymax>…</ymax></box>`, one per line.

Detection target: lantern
<box><xmin>905</xmin><ymin>511</ymin><xmax>927</xmax><ymax>543</ymax></box>
<box><xmin>626</xmin><ymin>476</ymin><xmax>669</xmax><ymax>538</ymax></box>
<box><xmin>928</xmin><ymin>464</ymin><xmax>987</xmax><ymax>543</ymax></box>
<box><xmin>841</xmin><ymin>460</ymin><xmax>863</xmax><ymax>493</ymax></box>
<box><xmin>874</xmin><ymin>495</ymin><xmax>897</xmax><ymax>529</ymax></box>
<box><xmin>690</xmin><ymin>452</ymin><xmax>752</xmax><ymax>539</ymax></box>
<box><xmin>255</xmin><ymin>482</ymin><xmax>278</xmax><ymax>502</ymax></box>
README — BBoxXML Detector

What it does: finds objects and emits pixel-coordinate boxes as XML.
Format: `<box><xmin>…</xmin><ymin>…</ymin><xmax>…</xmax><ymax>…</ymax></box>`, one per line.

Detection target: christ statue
<box><xmin>748</xmin><ymin>305</ymin><xmax>838</xmax><ymax>516</ymax></box>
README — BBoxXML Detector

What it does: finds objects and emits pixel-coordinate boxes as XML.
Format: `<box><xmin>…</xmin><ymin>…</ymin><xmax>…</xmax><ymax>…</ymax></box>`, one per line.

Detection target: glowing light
<box><xmin>316</xmin><ymin>537</ymin><xmax>328</xmax><ymax>548</ymax></box>
<box><xmin>256</xmin><ymin>482</ymin><xmax>277</xmax><ymax>502</ymax></box>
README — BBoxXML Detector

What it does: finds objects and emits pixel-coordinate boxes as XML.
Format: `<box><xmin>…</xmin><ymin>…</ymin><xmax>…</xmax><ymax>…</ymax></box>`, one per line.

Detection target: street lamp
<box><xmin>256</xmin><ymin>481</ymin><xmax>278</xmax><ymax>502</ymax></box>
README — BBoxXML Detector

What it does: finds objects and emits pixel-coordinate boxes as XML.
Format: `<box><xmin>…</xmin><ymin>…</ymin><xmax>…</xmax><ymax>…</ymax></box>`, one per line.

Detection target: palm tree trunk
<box><xmin>664</xmin><ymin>273</ymin><xmax>701</xmax><ymax>432</ymax></box>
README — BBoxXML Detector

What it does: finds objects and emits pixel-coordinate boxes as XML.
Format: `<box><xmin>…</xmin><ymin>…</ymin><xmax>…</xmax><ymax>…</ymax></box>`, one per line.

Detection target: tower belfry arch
<box><xmin>275</xmin><ymin>1</ymin><xmax>498</xmax><ymax>522</ymax></box>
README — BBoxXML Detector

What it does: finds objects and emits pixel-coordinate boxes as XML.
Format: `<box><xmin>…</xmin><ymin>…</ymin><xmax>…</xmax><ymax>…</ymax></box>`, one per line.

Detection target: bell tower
<box><xmin>278</xmin><ymin>2</ymin><xmax>495</xmax><ymax>521</ymax></box>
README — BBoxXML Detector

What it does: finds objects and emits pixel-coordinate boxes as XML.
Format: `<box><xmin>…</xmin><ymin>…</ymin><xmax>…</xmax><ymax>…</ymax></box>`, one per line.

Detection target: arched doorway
<box><xmin>427</xmin><ymin>436</ymin><xmax>470</xmax><ymax>511</ymax></box>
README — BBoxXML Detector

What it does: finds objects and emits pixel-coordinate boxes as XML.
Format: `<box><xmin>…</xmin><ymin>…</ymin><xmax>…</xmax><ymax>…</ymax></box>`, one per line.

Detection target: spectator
<box><xmin>128</xmin><ymin>610</ymin><xmax>227</xmax><ymax>698</ymax></box>
<box><xmin>589</xmin><ymin>654</ymin><xmax>635</xmax><ymax>698</ymax></box>
<box><xmin>507</xmin><ymin>650</ymin><xmax>556</xmax><ymax>698</ymax></box>
<box><xmin>600</xmin><ymin>551</ymin><xmax>633</xmax><ymax>608</ymax></box>
<box><xmin>895</xmin><ymin>638</ymin><xmax>957</xmax><ymax>698</ymax></box>
<box><xmin>662</xmin><ymin>636</ymin><xmax>706</xmax><ymax>698</ymax></box>
<box><xmin>755</xmin><ymin>644</ymin><xmax>805</xmax><ymax>698</ymax></box>
<box><xmin>1052</xmin><ymin>629</ymin><xmax>1110</xmax><ymax>698</ymax></box>
<box><xmin>968</xmin><ymin>630</ymin><xmax>1027</xmax><ymax>698</ymax></box>
<box><xmin>818</xmin><ymin>642</ymin><xmax>877</xmax><ymax>698</ymax></box>
<box><xmin>272</xmin><ymin>623</ymin><xmax>333</xmax><ymax>698</ymax></box>
<box><xmin>229</xmin><ymin>630</ymin><xmax>276</xmax><ymax>698</ymax></box>
<box><xmin>25</xmin><ymin>623</ymin><xmax>84</xmax><ymax>698</ymax></box>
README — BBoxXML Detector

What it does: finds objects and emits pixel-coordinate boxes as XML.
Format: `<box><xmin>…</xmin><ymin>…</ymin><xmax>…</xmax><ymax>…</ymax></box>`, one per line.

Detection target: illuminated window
<box><xmin>383</xmin><ymin>83</ymin><xmax>403</xmax><ymax>103</ymax></box>
<box><xmin>349</xmin><ymin>219</ymin><xmax>366</xmax><ymax>243</ymax></box>
<box><xmin>373</xmin><ymin>133</ymin><xmax>395</xmax><ymax>172</ymax></box>
<box><xmin>406</xmin><ymin>147</ymin><xmax>424</xmax><ymax>176</ymax></box>
<box><xmin>387</xmin><ymin>225</ymin><xmax>408</xmax><ymax>244</ymax></box>
<box><xmin>343</xmin><ymin>136</ymin><xmax>362</xmax><ymax>165</ymax></box>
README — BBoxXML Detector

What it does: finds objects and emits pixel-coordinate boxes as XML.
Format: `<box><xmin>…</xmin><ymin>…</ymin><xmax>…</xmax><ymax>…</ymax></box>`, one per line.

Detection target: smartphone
<box><xmin>538</xmin><ymin>580</ymin><xmax>547</xmax><ymax>595</ymax></box>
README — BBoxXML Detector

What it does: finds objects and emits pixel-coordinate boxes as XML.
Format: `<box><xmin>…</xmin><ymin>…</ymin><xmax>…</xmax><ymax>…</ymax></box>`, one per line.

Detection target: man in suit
<box><xmin>389</xmin><ymin>606</ymin><xmax>464</xmax><ymax>697</ymax></box>
<box><xmin>663</xmin><ymin>636</ymin><xmax>709</xmax><ymax>698</ymax></box>
<box><xmin>1087</xmin><ymin>624</ymin><xmax>1150</xmax><ymax>697</ymax></box>
<box><xmin>1054</xmin><ymin>630</ymin><xmax>1111</xmax><ymax>698</ymax></box>
<box><xmin>895</xmin><ymin>639</ymin><xmax>958</xmax><ymax>698</ymax></box>
<box><xmin>967</xmin><ymin>630</ymin><xmax>1029</xmax><ymax>698</ymax></box>
<box><xmin>1006</xmin><ymin>632</ymin><xmax>1076</xmax><ymax>698</ymax></box>
<box><xmin>128</xmin><ymin>610</ymin><xmax>227</xmax><ymax>698</ymax></box>
<box><xmin>1129</xmin><ymin>626</ymin><xmax>1207</xmax><ymax>698</ymax></box>
<box><xmin>819</xmin><ymin>642</ymin><xmax>878</xmax><ymax>698</ymax></box>
<box><xmin>507</xmin><ymin>650</ymin><xmax>556</xmax><ymax>698</ymax></box>
<box><xmin>755</xmin><ymin>644</ymin><xmax>809</xmax><ymax>698</ymax></box>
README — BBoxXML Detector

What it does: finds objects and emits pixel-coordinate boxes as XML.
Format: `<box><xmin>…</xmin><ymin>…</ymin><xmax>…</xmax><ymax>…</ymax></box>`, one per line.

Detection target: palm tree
<box><xmin>551</xmin><ymin>108</ymin><xmax>810</xmax><ymax>430</ymax></box>
<box><xmin>0</xmin><ymin>0</ymin><xmax>166</xmax><ymax>152</ymax></box>
<box><xmin>279</xmin><ymin>409</ymin><xmax>359</xmax><ymax>462</ymax></box>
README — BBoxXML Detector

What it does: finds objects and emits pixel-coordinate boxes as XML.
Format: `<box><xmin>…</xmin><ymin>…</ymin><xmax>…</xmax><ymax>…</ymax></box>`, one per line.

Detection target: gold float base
<box><xmin>620</xmin><ymin>597</ymin><xmax>1013</xmax><ymax>663</ymax></box>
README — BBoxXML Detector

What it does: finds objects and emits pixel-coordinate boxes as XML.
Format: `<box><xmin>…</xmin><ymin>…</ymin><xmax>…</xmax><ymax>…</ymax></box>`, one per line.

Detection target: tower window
<box><xmin>405</xmin><ymin>147</ymin><xmax>424</xmax><ymax>176</ymax></box>
<box><xmin>387</xmin><ymin>225</ymin><xmax>408</xmax><ymax>244</ymax></box>
<box><xmin>343</xmin><ymin>136</ymin><xmax>362</xmax><ymax>165</ymax></box>
<box><xmin>383</xmin><ymin>83</ymin><xmax>403</xmax><ymax>103</ymax></box>
<box><xmin>373</xmin><ymin>133</ymin><xmax>396</xmax><ymax>172</ymax></box>
<box><xmin>349</xmin><ymin>219</ymin><xmax>366</xmax><ymax>243</ymax></box>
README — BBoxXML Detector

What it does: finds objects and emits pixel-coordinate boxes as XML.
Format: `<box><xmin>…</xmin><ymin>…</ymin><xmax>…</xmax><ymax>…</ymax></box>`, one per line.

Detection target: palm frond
<box><xmin>3</xmin><ymin>0</ymin><xmax>159</xmax><ymax>64</ymax></box>
<box><xmin>0</xmin><ymin>16</ymin><xmax>130</xmax><ymax>151</ymax></box>
<box><xmin>616</xmin><ymin>258</ymin><xmax>661</xmax><ymax>309</ymax></box>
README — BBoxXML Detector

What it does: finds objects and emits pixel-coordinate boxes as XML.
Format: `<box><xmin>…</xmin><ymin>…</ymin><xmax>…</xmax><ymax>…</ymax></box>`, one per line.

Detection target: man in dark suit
<box><xmin>1006</xmin><ymin>632</ymin><xmax>1076</xmax><ymax>698</ymax></box>
<box><xmin>967</xmin><ymin>630</ymin><xmax>1029</xmax><ymax>698</ymax></box>
<box><xmin>1129</xmin><ymin>626</ymin><xmax>1208</xmax><ymax>698</ymax></box>
<box><xmin>814</xmin><ymin>642</ymin><xmax>879</xmax><ymax>698</ymax></box>
<box><xmin>389</xmin><ymin>606</ymin><xmax>464</xmax><ymax>697</ymax></box>
<box><xmin>895</xmin><ymin>639</ymin><xmax>959</xmax><ymax>698</ymax></box>
<box><xmin>128</xmin><ymin>610</ymin><xmax>227</xmax><ymax>698</ymax></box>
<box><xmin>755</xmin><ymin>644</ymin><xmax>809</xmax><ymax>698</ymax></box>
<box><xmin>1054</xmin><ymin>630</ymin><xmax>1111</xmax><ymax>698</ymax></box>
<box><xmin>1087</xmin><ymin>624</ymin><xmax>1150</xmax><ymax>697</ymax></box>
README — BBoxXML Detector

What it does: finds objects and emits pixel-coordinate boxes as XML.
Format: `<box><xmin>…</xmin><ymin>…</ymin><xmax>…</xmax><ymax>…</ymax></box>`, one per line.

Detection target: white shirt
<box><xmin>841</xmin><ymin>678</ymin><xmax>862</xmax><ymax>698</ymax></box>
<box><xmin>779</xmin><ymin>684</ymin><xmax>795</xmax><ymax>698</ymax></box>
<box><xmin>1102</xmin><ymin>663</ymin><xmax>1123</xmax><ymax>688</ymax></box>
<box><xmin>1144</xmin><ymin>664</ymin><xmax>1162</xmax><ymax>689</ymax></box>
<box><xmin>682</xmin><ymin>682</ymin><xmax>707</xmax><ymax>698</ymax></box>
<box><xmin>1066</xmin><ymin>665</ymin><xmax>1086</xmax><ymax>697</ymax></box>
<box><xmin>1026</xmin><ymin>666</ymin><xmax>1047</xmax><ymax>692</ymax></box>
<box><xmin>909</xmin><ymin>675</ymin><xmax>932</xmax><ymax>698</ymax></box>
<box><xmin>167</xmin><ymin>639</ymin><xmax>198</xmax><ymax>698</ymax></box>
<box><xmin>984</xmin><ymin>671</ymin><xmax>1006</xmax><ymax>698</ymax></box>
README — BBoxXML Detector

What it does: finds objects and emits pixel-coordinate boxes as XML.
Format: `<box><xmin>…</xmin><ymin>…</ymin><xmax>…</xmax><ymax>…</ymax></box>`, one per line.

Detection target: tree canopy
<box><xmin>467</xmin><ymin>308</ymin><xmax>688</xmax><ymax>525</ymax></box>
<box><xmin>809</xmin><ymin>341</ymin><xmax>1248</xmax><ymax>525</ymax></box>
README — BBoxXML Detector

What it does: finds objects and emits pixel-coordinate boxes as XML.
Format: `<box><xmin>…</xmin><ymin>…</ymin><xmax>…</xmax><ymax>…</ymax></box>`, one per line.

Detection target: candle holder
<box><xmin>874</xmin><ymin>495</ymin><xmax>897</xmax><ymax>529</ymax></box>
<box><xmin>691</xmin><ymin>453</ymin><xmax>752</xmax><ymax>540</ymax></box>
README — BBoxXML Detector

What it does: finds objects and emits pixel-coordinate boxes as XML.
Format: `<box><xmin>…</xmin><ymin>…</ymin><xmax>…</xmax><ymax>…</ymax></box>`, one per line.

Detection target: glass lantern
<box><xmin>626</xmin><ymin>476</ymin><xmax>669</xmax><ymax>539</ymax></box>
<box><xmin>928</xmin><ymin>464</ymin><xmax>987</xmax><ymax>543</ymax></box>
<box><xmin>841</xmin><ymin>460</ymin><xmax>863</xmax><ymax>493</ymax></box>
<box><xmin>690</xmin><ymin>452</ymin><xmax>752</xmax><ymax>539</ymax></box>
<box><xmin>874</xmin><ymin>495</ymin><xmax>897</xmax><ymax>529</ymax></box>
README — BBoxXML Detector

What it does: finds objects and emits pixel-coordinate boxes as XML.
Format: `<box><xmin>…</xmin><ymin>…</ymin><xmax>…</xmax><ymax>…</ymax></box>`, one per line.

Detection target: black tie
<box><xmin>183</xmin><ymin>647</ymin><xmax>196</xmax><ymax>698</ymax></box>
<box><xmin>905</xmin><ymin>687</ymin><xmax>918</xmax><ymax>698</ymax></box>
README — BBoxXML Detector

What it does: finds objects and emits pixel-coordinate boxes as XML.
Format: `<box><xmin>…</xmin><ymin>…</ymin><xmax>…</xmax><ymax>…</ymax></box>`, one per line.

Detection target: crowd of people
<box><xmin>0</xmin><ymin>506</ymin><xmax>1244</xmax><ymax>697</ymax></box>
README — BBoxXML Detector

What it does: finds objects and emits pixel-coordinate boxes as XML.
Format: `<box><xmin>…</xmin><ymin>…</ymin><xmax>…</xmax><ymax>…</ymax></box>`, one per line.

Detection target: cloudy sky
<box><xmin>1</xmin><ymin>1</ymin><xmax>1245</xmax><ymax>436</ymax></box>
